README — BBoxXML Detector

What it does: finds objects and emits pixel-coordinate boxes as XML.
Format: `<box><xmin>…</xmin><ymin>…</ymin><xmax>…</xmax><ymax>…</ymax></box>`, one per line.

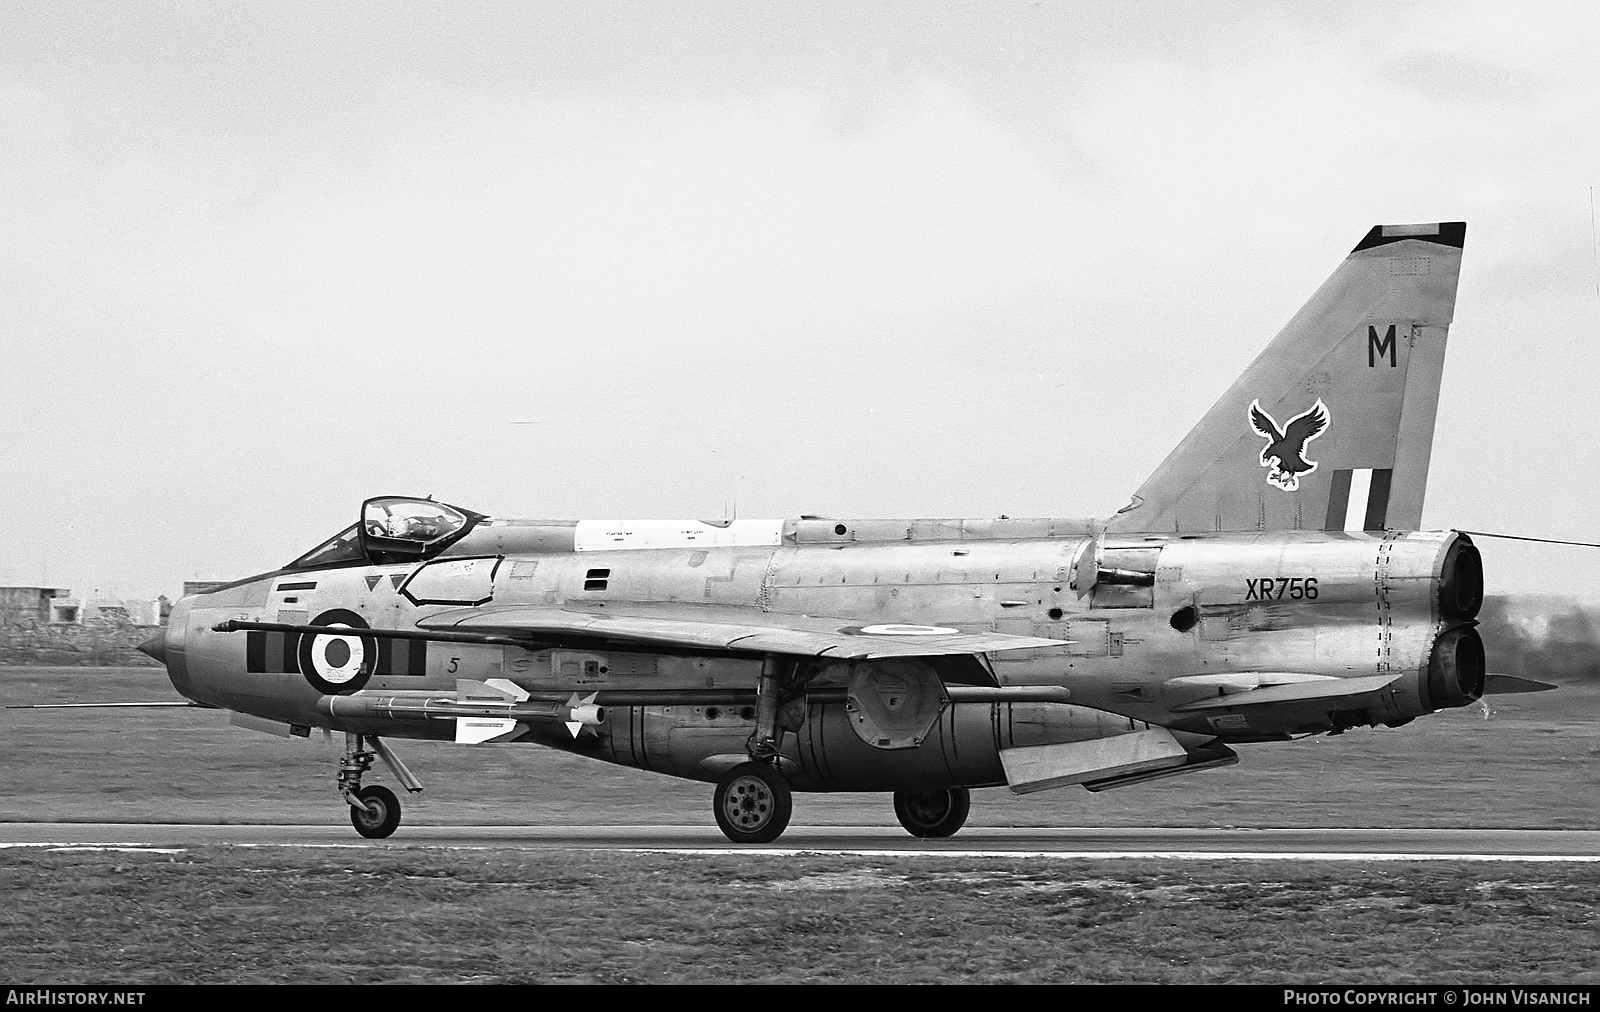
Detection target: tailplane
<box><xmin>1106</xmin><ymin>222</ymin><xmax>1465</xmax><ymax>535</ymax></box>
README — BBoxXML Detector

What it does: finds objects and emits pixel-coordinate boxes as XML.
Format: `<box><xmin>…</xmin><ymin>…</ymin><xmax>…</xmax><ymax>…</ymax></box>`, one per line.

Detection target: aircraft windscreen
<box><xmin>286</xmin><ymin>524</ymin><xmax>365</xmax><ymax>570</ymax></box>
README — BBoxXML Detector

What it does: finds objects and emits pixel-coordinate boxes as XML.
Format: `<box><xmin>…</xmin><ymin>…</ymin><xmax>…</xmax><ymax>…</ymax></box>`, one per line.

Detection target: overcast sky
<box><xmin>4</xmin><ymin>1</ymin><xmax>1600</xmax><ymax>601</ymax></box>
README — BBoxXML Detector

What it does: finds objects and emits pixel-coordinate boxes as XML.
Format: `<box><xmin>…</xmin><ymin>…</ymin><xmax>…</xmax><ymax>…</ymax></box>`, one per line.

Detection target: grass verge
<box><xmin>3</xmin><ymin>848</ymin><xmax>1598</xmax><ymax>985</ymax></box>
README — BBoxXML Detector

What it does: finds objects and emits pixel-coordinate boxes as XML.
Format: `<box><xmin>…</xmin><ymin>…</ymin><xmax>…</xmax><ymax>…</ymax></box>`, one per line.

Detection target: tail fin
<box><xmin>1105</xmin><ymin>222</ymin><xmax>1465</xmax><ymax>535</ymax></box>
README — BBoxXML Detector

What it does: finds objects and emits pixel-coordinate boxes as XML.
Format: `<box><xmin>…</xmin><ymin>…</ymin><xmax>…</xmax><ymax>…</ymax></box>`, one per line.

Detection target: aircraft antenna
<box><xmin>1461</xmin><ymin>530</ymin><xmax>1600</xmax><ymax>549</ymax></box>
<box><xmin>1591</xmin><ymin>186</ymin><xmax>1599</xmax><ymax>303</ymax></box>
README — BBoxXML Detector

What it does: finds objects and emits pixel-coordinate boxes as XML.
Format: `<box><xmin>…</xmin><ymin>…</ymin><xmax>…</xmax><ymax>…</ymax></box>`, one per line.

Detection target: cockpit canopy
<box><xmin>363</xmin><ymin>497</ymin><xmax>469</xmax><ymax>544</ymax></box>
<box><xmin>286</xmin><ymin>496</ymin><xmax>484</xmax><ymax>570</ymax></box>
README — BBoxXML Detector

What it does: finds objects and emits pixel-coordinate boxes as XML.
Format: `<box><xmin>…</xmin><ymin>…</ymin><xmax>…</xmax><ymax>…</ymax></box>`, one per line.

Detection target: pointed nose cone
<box><xmin>137</xmin><ymin>632</ymin><xmax>166</xmax><ymax>664</ymax></box>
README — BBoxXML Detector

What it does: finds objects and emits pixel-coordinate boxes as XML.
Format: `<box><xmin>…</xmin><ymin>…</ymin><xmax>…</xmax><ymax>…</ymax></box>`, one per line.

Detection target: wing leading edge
<box><xmin>417</xmin><ymin>602</ymin><xmax>1071</xmax><ymax>660</ymax></box>
<box><xmin>216</xmin><ymin>604</ymin><xmax>1070</xmax><ymax>661</ymax></box>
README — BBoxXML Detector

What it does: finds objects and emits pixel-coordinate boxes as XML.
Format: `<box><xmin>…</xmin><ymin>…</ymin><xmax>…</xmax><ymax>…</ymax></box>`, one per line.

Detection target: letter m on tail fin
<box><xmin>1369</xmin><ymin>324</ymin><xmax>1397</xmax><ymax>367</ymax></box>
<box><xmin>1106</xmin><ymin>222</ymin><xmax>1465</xmax><ymax>535</ymax></box>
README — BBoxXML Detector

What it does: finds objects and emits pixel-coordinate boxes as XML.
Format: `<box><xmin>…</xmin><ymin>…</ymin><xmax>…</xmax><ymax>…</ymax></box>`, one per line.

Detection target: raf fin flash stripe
<box><xmin>246</xmin><ymin>631</ymin><xmax>427</xmax><ymax>676</ymax></box>
<box><xmin>1324</xmin><ymin>468</ymin><xmax>1393</xmax><ymax>532</ymax></box>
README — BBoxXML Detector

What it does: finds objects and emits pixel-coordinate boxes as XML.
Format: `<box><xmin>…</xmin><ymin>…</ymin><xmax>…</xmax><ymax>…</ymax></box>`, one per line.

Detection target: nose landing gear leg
<box><xmin>338</xmin><ymin>733</ymin><xmax>419</xmax><ymax>839</ymax></box>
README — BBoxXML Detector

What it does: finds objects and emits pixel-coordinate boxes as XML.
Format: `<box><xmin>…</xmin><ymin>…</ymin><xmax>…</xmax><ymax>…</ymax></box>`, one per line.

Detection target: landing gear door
<box><xmin>845</xmin><ymin>660</ymin><xmax>948</xmax><ymax>750</ymax></box>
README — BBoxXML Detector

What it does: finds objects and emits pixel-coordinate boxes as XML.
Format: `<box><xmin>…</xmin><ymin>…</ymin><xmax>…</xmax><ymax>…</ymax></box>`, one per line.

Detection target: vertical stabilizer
<box><xmin>1105</xmin><ymin>222</ymin><xmax>1465</xmax><ymax>535</ymax></box>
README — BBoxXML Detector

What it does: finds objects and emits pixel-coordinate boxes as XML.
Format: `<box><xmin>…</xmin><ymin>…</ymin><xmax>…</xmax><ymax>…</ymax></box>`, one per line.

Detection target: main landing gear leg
<box><xmin>713</xmin><ymin>655</ymin><xmax>795</xmax><ymax>844</ymax></box>
<box><xmin>338</xmin><ymin>732</ymin><xmax>420</xmax><ymax>839</ymax></box>
<box><xmin>746</xmin><ymin>654</ymin><xmax>786</xmax><ymax>762</ymax></box>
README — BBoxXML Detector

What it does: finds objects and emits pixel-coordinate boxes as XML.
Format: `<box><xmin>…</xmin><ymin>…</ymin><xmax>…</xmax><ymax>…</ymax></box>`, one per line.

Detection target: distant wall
<box><xmin>0</xmin><ymin>615</ymin><xmax>161</xmax><ymax>667</ymax></box>
<box><xmin>0</xmin><ymin>586</ymin><xmax>68</xmax><ymax>625</ymax></box>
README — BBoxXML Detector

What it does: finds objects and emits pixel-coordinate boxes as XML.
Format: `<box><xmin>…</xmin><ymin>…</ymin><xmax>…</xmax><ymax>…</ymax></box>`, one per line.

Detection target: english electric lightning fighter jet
<box><xmin>138</xmin><ymin>222</ymin><xmax>1492</xmax><ymax>843</ymax></box>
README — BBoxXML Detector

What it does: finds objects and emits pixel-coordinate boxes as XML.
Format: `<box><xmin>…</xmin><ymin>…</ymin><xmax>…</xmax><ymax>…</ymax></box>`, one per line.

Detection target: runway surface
<box><xmin>2</xmin><ymin>823</ymin><xmax>1598</xmax><ymax>859</ymax></box>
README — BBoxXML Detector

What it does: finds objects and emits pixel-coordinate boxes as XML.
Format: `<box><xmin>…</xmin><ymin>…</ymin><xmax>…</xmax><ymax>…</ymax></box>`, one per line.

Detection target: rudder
<box><xmin>1105</xmin><ymin>222</ymin><xmax>1466</xmax><ymax>535</ymax></box>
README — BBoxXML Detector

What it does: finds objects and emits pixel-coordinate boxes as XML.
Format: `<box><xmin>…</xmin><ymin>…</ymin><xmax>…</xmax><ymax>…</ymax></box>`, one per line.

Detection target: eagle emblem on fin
<box><xmin>1248</xmin><ymin>398</ymin><xmax>1330</xmax><ymax>492</ymax></box>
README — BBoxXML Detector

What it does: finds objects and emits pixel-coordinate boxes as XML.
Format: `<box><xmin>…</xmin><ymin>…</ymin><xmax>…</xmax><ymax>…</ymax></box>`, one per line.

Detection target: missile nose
<box><xmin>137</xmin><ymin>632</ymin><xmax>167</xmax><ymax>664</ymax></box>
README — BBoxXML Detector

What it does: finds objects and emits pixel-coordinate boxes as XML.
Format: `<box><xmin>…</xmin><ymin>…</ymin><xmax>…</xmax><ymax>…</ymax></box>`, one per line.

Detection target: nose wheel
<box><xmin>714</xmin><ymin>762</ymin><xmax>792</xmax><ymax>844</ymax></box>
<box><xmin>350</xmin><ymin>785</ymin><xmax>401</xmax><ymax>839</ymax></box>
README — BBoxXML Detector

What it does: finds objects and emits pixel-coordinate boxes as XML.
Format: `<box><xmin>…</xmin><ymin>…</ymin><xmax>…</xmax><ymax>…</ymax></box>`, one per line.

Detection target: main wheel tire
<box><xmin>714</xmin><ymin>762</ymin><xmax>793</xmax><ymax>844</ymax></box>
<box><xmin>349</xmin><ymin>785</ymin><xmax>401</xmax><ymax>839</ymax></box>
<box><xmin>893</xmin><ymin>787</ymin><xmax>971</xmax><ymax>838</ymax></box>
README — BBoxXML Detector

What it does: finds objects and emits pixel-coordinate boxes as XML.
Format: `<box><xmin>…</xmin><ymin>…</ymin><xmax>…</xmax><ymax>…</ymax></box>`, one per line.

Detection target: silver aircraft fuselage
<box><xmin>160</xmin><ymin>515</ymin><xmax>1482</xmax><ymax>792</ymax></box>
